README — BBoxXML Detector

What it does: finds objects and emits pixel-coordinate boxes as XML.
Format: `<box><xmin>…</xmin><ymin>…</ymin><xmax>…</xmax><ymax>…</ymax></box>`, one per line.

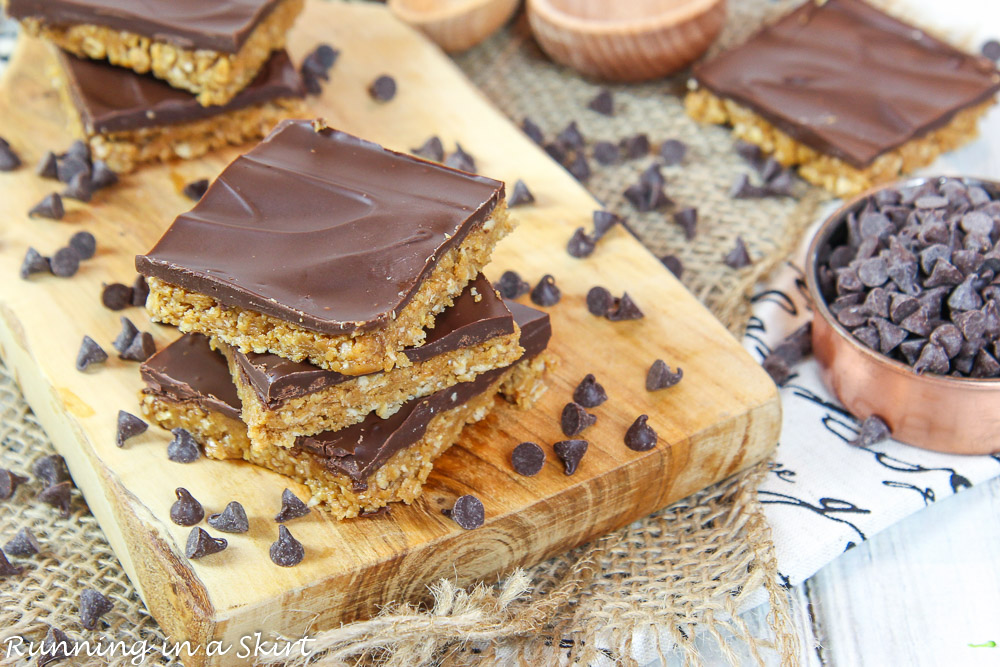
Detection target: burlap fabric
<box><xmin>0</xmin><ymin>1</ymin><xmax>828</xmax><ymax>664</ymax></box>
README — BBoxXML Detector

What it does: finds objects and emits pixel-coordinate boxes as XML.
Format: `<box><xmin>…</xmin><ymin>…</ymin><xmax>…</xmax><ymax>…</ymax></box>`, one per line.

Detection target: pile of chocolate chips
<box><xmin>816</xmin><ymin>178</ymin><xmax>1000</xmax><ymax>378</ymax></box>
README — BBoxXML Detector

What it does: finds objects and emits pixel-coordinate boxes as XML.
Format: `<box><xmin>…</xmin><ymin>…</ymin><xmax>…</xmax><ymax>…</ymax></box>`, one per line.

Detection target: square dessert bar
<box><xmin>497</xmin><ymin>300</ymin><xmax>556</xmax><ymax>409</ymax></box>
<box><xmin>6</xmin><ymin>0</ymin><xmax>304</xmax><ymax>106</ymax></box>
<box><xmin>222</xmin><ymin>274</ymin><xmax>524</xmax><ymax>450</ymax></box>
<box><xmin>55</xmin><ymin>48</ymin><xmax>305</xmax><ymax>174</ymax></box>
<box><xmin>136</xmin><ymin>120</ymin><xmax>513</xmax><ymax>375</ymax></box>
<box><xmin>685</xmin><ymin>0</ymin><xmax>1000</xmax><ymax>196</ymax></box>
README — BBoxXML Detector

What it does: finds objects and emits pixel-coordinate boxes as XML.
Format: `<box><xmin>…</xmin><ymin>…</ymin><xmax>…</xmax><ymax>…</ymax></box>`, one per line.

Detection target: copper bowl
<box><xmin>805</xmin><ymin>176</ymin><xmax>1000</xmax><ymax>455</ymax></box>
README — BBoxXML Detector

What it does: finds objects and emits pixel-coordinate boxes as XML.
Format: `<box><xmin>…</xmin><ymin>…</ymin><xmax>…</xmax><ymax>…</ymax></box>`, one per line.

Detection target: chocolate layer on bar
<box><xmin>58</xmin><ymin>49</ymin><xmax>304</xmax><ymax>134</ymax></box>
<box><xmin>505</xmin><ymin>299</ymin><xmax>550</xmax><ymax>359</ymax></box>
<box><xmin>140</xmin><ymin>333</ymin><xmax>241</xmax><ymax>420</ymax></box>
<box><xmin>135</xmin><ymin>120</ymin><xmax>505</xmax><ymax>334</ymax></box>
<box><xmin>233</xmin><ymin>275</ymin><xmax>515</xmax><ymax>407</ymax></box>
<box><xmin>692</xmin><ymin>0</ymin><xmax>1000</xmax><ymax>168</ymax></box>
<box><xmin>6</xmin><ymin>0</ymin><xmax>284</xmax><ymax>53</ymax></box>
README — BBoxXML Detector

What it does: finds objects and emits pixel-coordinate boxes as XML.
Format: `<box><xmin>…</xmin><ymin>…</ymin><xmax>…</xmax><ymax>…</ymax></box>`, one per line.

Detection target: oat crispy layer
<box><xmin>498</xmin><ymin>351</ymin><xmax>556</xmax><ymax>410</ymax></box>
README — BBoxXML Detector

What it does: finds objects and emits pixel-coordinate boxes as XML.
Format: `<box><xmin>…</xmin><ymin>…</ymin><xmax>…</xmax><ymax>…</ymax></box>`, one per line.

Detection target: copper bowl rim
<box><xmin>804</xmin><ymin>174</ymin><xmax>1000</xmax><ymax>390</ymax></box>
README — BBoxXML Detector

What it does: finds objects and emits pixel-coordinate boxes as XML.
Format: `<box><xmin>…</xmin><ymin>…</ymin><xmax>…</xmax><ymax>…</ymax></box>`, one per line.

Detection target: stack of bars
<box><xmin>133</xmin><ymin>119</ymin><xmax>555</xmax><ymax>518</ymax></box>
<box><xmin>4</xmin><ymin>0</ymin><xmax>310</xmax><ymax>173</ymax></box>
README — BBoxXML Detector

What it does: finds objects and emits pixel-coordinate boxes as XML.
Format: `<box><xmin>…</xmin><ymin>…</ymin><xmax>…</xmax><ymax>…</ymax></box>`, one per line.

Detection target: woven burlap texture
<box><xmin>0</xmin><ymin>0</ymin><xmax>828</xmax><ymax>664</ymax></box>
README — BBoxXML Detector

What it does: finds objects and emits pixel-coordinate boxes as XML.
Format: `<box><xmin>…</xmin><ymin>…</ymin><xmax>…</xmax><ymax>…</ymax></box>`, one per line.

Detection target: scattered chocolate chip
<box><xmin>982</xmin><ymin>39</ymin><xmax>1000</xmax><ymax>61</ymax></box>
<box><xmin>659</xmin><ymin>139</ymin><xmax>687</xmax><ymax>166</ymax></box>
<box><xmin>120</xmin><ymin>331</ymin><xmax>155</xmax><ymax>362</ymax></box>
<box><xmin>38</xmin><ymin>626</ymin><xmax>73</xmax><ymax>666</ymax></box>
<box><xmin>56</xmin><ymin>156</ymin><xmax>89</xmax><ymax>186</ymax></box>
<box><xmin>368</xmin><ymin>74</ymin><xmax>397</xmax><ymax>101</ymax></box>
<box><xmin>734</xmin><ymin>140</ymin><xmax>763</xmax><ymax>168</ymax></box>
<box><xmin>444</xmin><ymin>143</ymin><xmax>476</xmax><ymax>172</ymax></box>
<box><xmin>567</xmin><ymin>153</ymin><xmax>591</xmax><ymax>182</ymax></box>
<box><xmin>75</xmin><ymin>335</ymin><xmax>108</xmax><ymax>371</ymax></box>
<box><xmin>68</xmin><ymin>231</ymin><xmax>97</xmax><ymax>260</ymax></box>
<box><xmin>646</xmin><ymin>359</ymin><xmax>683</xmax><ymax>391</ymax></box>
<box><xmin>89</xmin><ymin>160</ymin><xmax>117</xmax><ymax>190</ymax></box>
<box><xmin>661</xmin><ymin>254</ymin><xmax>684</xmax><ymax>278</ymax></box>
<box><xmin>101</xmin><ymin>283</ymin><xmax>133</xmax><ymax>310</ymax></box>
<box><xmin>0</xmin><ymin>469</ymin><xmax>29</xmax><ymax>500</ymax></box>
<box><xmin>131</xmin><ymin>275</ymin><xmax>149</xmax><ymax>307</ymax></box>
<box><xmin>584</xmin><ymin>287</ymin><xmax>614</xmax><ymax>318</ymax></box>
<box><xmin>300</xmin><ymin>44</ymin><xmax>339</xmax><ymax>93</ymax></box>
<box><xmin>765</xmin><ymin>169</ymin><xmax>795</xmax><ymax>197</ymax></box>
<box><xmin>182</xmin><ymin>179</ymin><xmax>209</xmax><ymax>201</ymax></box>
<box><xmin>521</xmin><ymin>117</ymin><xmax>545</xmax><ymax>145</ymax></box>
<box><xmin>4</xmin><ymin>527</ymin><xmax>41</xmax><ymax>557</ymax></box>
<box><xmin>587</xmin><ymin>89</ymin><xmax>614</xmax><ymax>116</ymax></box>
<box><xmin>553</xmin><ymin>439</ymin><xmax>588</xmax><ymax>476</ymax></box>
<box><xmin>572</xmin><ymin>374</ymin><xmax>607</xmax><ymax>408</ymax></box>
<box><xmin>511</xmin><ymin>442</ymin><xmax>545</xmax><ymax>477</ymax></box>
<box><xmin>530</xmin><ymin>274</ymin><xmax>561</xmax><ymax>307</ymax></box>
<box><xmin>78</xmin><ymin>589</ymin><xmax>113</xmax><ymax>630</ymax></box>
<box><xmin>592</xmin><ymin>210</ymin><xmax>622</xmax><ymax>239</ymax></box>
<box><xmin>723</xmin><ymin>237</ymin><xmax>752</xmax><ymax>269</ymax></box>
<box><xmin>51</xmin><ymin>247</ymin><xmax>81</xmax><ymax>278</ymax></box>
<box><xmin>729</xmin><ymin>173</ymin><xmax>768</xmax><ymax>199</ymax></box>
<box><xmin>29</xmin><ymin>193</ymin><xmax>65</xmax><ymax>220</ymax></box>
<box><xmin>606</xmin><ymin>292</ymin><xmax>644</xmax><ymax>321</ymax></box>
<box><xmin>115</xmin><ymin>410</ymin><xmax>147</xmax><ymax>448</ymax></box>
<box><xmin>507</xmin><ymin>179</ymin><xmax>535</xmax><ymax>208</ymax></box>
<box><xmin>544</xmin><ymin>141</ymin><xmax>567</xmax><ymax>164</ymax></box>
<box><xmin>38</xmin><ymin>481</ymin><xmax>73</xmax><ymax>518</ymax></box>
<box><xmin>593</xmin><ymin>141</ymin><xmax>619</xmax><ymax>165</ymax></box>
<box><xmin>0</xmin><ymin>549</ymin><xmax>22</xmax><ymax>577</ymax></box>
<box><xmin>170</xmin><ymin>488</ymin><xmax>204</xmax><ymax>526</ymax></box>
<box><xmin>556</xmin><ymin>121</ymin><xmax>585</xmax><ymax>150</ymax></box>
<box><xmin>848</xmin><ymin>415</ymin><xmax>891</xmax><ymax>448</ymax></box>
<box><xmin>0</xmin><ymin>137</ymin><xmax>21</xmax><ymax>171</ymax></box>
<box><xmin>112</xmin><ymin>316</ymin><xmax>139</xmax><ymax>355</ymax></box>
<box><xmin>275</xmin><ymin>488</ymin><xmax>311</xmax><ymax>522</ymax></box>
<box><xmin>624</xmin><ymin>180</ymin><xmax>671</xmax><ymax>212</ymax></box>
<box><xmin>270</xmin><ymin>525</ymin><xmax>304</xmax><ymax>566</ymax></box>
<box><xmin>208</xmin><ymin>501</ymin><xmax>250</xmax><ymax>533</ymax></box>
<box><xmin>20</xmin><ymin>247</ymin><xmax>51</xmax><ymax>279</ymax></box>
<box><xmin>640</xmin><ymin>163</ymin><xmax>665</xmax><ymax>189</ymax></box>
<box><xmin>167</xmin><ymin>428</ymin><xmax>200</xmax><ymax>463</ymax></box>
<box><xmin>561</xmin><ymin>402</ymin><xmax>597</xmax><ymax>437</ymax></box>
<box><xmin>566</xmin><ymin>227</ymin><xmax>596</xmax><ymax>258</ymax></box>
<box><xmin>673</xmin><ymin>207</ymin><xmax>697</xmax><ymax>240</ymax></box>
<box><xmin>624</xmin><ymin>415</ymin><xmax>658</xmax><ymax>451</ymax></box>
<box><xmin>66</xmin><ymin>140</ymin><xmax>91</xmax><ymax>164</ymax></box>
<box><xmin>620</xmin><ymin>134</ymin><xmax>649</xmax><ymax>159</ymax></box>
<box><xmin>185</xmin><ymin>527</ymin><xmax>227</xmax><ymax>559</ymax></box>
<box><xmin>496</xmin><ymin>270</ymin><xmax>530</xmax><ymax>299</ymax></box>
<box><xmin>412</xmin><ymin>136</ymin><xmax>444</xmax><ymax>162</ymax></box>
<box><xmin>33</xmin><ymin>455</ymin><xmax>70</xmax><ymax>487</ymax></box>
<box><xmin>37</xmin><ymin>151</ymin><xmax>59</xmax><ymax>179</ymax></box>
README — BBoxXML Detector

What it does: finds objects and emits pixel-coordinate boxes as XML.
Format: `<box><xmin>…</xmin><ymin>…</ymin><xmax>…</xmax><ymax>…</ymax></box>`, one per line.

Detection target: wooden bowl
<box><xmin>389</xmin><ymin>0</ymin><xmax>521</xmax><ymax>52</ymax></box>
<box><xmin>805</xmin><ymin>176</ymin><xmax>1000</xmax><ymax>455</ymax></box>
<box><xmin>526</xmin><ymin>0</ymin><xmax>726</xmax><ymax>81</ymax></box>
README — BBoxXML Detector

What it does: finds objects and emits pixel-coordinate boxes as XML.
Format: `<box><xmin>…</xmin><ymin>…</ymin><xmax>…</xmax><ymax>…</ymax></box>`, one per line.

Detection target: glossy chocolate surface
<box><xmin>505</xmin><ymin>299</ymin><xmax>551</xmax><ymax>359</ymax></box>
<box><xmin>140</xmin><ymin>333</ymin><xmax>242</xmax><ymax>420</ymax></box>
<box><xmin>7</xmin><ymin>0</ymin><xmax>283</xmax><ymax>52</ymax></box>
<box><xmin>232</xmin><ymin>275</ymin><xmax>515</xmax><ymax>407</ymax></box>
<box><xmin>693</xmin><ymin>0</ymin><xmax>1000</xmax><ymax>168</ymax></box>
<box><xmin>60</xmin><ymin>49</ymin><xmax>304</xmax><ymax>134</ymax></box>
<box><xmin>136</xmin><ymin>120</ymin><xmax>505</xmax><ymax>334</ymax></box>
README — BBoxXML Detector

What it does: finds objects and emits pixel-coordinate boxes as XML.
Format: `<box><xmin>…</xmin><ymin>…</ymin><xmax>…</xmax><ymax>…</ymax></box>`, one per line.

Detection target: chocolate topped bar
<box><xmin>140</xmin><ymin>333</ymin><xmax>241</xmax><ymax>420</ymax></box>
<box><xmin>59</xmin><ymin>49</ymin><xmax>304</xmax><ymax>134</ymax></box>
<box><xmin>136</xmin><ymin>120</ymin><xmax>505</xmax><ymax>335</ymax></box>
<box><xmin>6</xmin><ymin>0</ymin><xmax>284</xmax><ymax>53</ymax></box>
<box><xmin>233</xmin><ymin>275</ymin><xmax>515</xmax><ymax>406</ymax></box>
<box><xmin>505</xmin><ymin>300</ymin><xmax>551</xmax><ymax>359</ymax></box>
<box><xmin>692</xmin><ymin>0</ymin><xmax>1000</xmax><ymax>168</ymax></box>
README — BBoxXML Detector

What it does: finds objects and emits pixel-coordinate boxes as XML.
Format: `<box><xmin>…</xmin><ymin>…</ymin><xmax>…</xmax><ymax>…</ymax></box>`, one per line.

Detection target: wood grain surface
<box><xmin>0</xmin><ymin>2</ymin><xmax>779</xmax><ymax>664</ymax></box>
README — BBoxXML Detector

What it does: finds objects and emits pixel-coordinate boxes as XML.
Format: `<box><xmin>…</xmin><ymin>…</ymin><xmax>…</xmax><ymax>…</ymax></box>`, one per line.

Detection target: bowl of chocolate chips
<box><xmin>806</xmin><ymin>176</ymin><xmax>1000</xmax><ymax>455</ymax></box>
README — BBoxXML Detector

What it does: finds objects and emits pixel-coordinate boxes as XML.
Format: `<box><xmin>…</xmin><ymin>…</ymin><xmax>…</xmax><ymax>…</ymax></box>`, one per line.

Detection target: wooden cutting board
<box><xmin>0</xmin><ymin>2</ymin><xmax>779</xmax><ymax>664</ymax></box>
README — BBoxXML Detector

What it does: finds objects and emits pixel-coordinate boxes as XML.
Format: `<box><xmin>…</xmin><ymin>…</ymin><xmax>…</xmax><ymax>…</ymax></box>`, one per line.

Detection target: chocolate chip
<box><xmin>924</xmin><ymin>259</ymin><xmax>963</xmax><ymax>288</ymax></box>
<box><xmin>587</xmin><ymin>89</ymin><xmax>614</xmax><ymax>116</ymax></box>
<box><xmin>167</xmin><ymin>428</ymin><xmax>200</xmax><ymax>463</ymax></box>
<box><xmin>447</xmin><ymin>494</ymin><xmax>484</xmax><ymax>530</ymax></box>
<box><xmin>37</xmin><ymin>151</ymin><xmax>59</xmax><ymax>179</ymax></box>
<box><xmin>567</xmin><ymin>228</ymin><xmax>596</xmax><ymax>258</ymax></box>
<box><xmin>620</xmin><ymin>134</ymin><xmax>649</xmax><ymax>159</ymax></box>
<box><xmin>132</xmin><ymin>275</ymin><xmax>149</xmax><ymax>307</ymax></box>
<box><xmin>954</xmin><ymin>309</ymin><xmax>988</xmax><ymax>341</ymax></box>
<box><xmin>729</xmin><ymin>174</ymin><xmax>767</xmax><ymax>199</ymax></box>
<box><xmin>51</xmin><ymin>247</ymin><xmax>80</xmax><ymax>278</ymax></box>
<box><xmin>76</xmin><ymin>335</ymin><xmax>108</xmax><ymax>371</ymax></box>
<box><xmin>951</xmin><ymin>249</ymin><xmax>984</xmax><ymax>276</ymax></box>
<box><xmin>115</xmin><ymin>410</ymin><xmax>147</xmax><ymax>448</ymax></box>
<box><xmin>101</xmin><ymin>283</ymin><xmax>132</xmax><ymax>310</ymax></box>
<box><xmin>913</xmin><ymin>342</ymin><xmax>950</xmax><ymax>375</ymax></box>
<box><xmin>0</xmin><ymin>469</ymin><xmax>28</xmax><ymax>500</ymax></box>
<box><xmin>659</xmin><ymin>139</ymin><xmax>687</xmax><ymax>166</ymax></box>
<box><xmin>553</xmin><ymin>439</ymin><xmax>588</xmax><ymax>475</ymax></box>
<box><xmin>89</xmin><ymin>160</ymin><xmax>117</xmax><ymax>190</ymax></box>
<box><xmin>971</xmin><ymin>349</ymin><xmax>1000</xmax><ymax>378</ymax></box>
<box><xmin>660</xmin><ymin>254</ymin><xmax>683</xmax><ymax>278</ymax></box>
<box><xmin>38</xmin><ymin>626</ymin><xmax>75</xmax><ymax>665</ymax></box>
<box><xmin>948</xmin><ymin>275</ymin><xmax>983</xmax><ymax>311</ymax></box>
<box><xmin>496</xmin><ymin>270</ymin><xmax>530</xmax><ymax>299</ymax></box>
<box><xmin>593</xmin><ymin>141</ymin><xmax>619</xmax><ymax>165</ymax></box>
<box><xmin>861</xmin><ymin>288</ymin><xmax>890</xmax><ymax>319</ymax></box>
<box><xmin>961</xmin><ymin>211</ymin><xmax>994</xmax><ymax>237</ymax></box>
<box><xmin>120</xmin><ymin>331</ymin><xmax>155</xmax><ymax>362</ymax></box>
<box><xmin>624</xmin><ymin>181</ymin><xmax>671</xmax><ymax>212</ymax></box>
<box><xmin>887</xmin><ymin>258</ymin><xmax>919</xmax><ymax>295</ymax></box>
<box><xmin>568</xmin><ymin>153</ymin><xmax>591</xmax><ymax>182</ymax></box>
<box><xmin>929</xmin><ymin>323</ymin><xmax>963</xmax><ymax>358</ymax></box>
<box><xmin>673</xmin><ymin>207</ymin><xmax>697</xmax><ymax>240</ymax></box>
<box><xmin>765</xmin><ymin>170</ymin><xmax>795</xmax><ymax>197</ymax></box>
<box><xmin>586</xmin><ymin>286</ymin><xmax>613</xmax><ymax>316</ymax></box>
<box><xmin>646</xmin><ymin>359</ymin><xmax>683</xmax><ymax>391</ymax></box>
<box><xmin>734</xmin><ymin>140</ymin><xmax>764</xmax><ymax>168</ymax></box>
<box><xmin>78</xmin><ymin>589</ymin><xmax>113</xmax><ymax>630</ymax></box>
<box><xmin>4</xmin><ymin>527</ymin><xmax>41</xmax><ymax>557</ymax></box>
<box><xmin>270</xmin><ymin>525</ymin><xmax>305</xmax><ymax>566</ymax></box>
<box><xmin>573</xmin><ymin>374</ymin><xmax>608</xmax><ymax>408</ymax></box>
<box><xmin>592</xmin><ymin>210</ymin><xmax>622</xmax><ymax>239</ymax></box>
<box><xmin>544</xmin><ymin>142</ymin><xmax>567</xmax><ymax>164</ymax></box>
<box><xmin>857</xmin><ymin>257</ymin><xmax>888</xmax><ymax>287</ymax></box>
<box><xmin>915</xmin><ymin>195</ymin><xmax>948</xmax><ymax>210</ymax></box>
<box><xmin>873</xmin><ymin>318</ymin><xmax>906</xmax><ymax>355</ymax></box>
<box><xmin>0</xmin><ymin>137</ymin><xmax>21</xmax><ymax>171</ymax></box>
<box><xmin>890</xmin><ymin>294</ymin><xmax>921</xmax><ymax>324</ymax></box>
<box><xmin>444</xmin><ymin>143</ymin><xmax>476</xmax><ymax>172</ymax></box>
<box><xmin>640</xmin><ymin>163</ymin><xmax>665</xmax><ymax>189</ymax></box>
<box><xmin>185</xmin><ymin>527</ymin><xmax>227</xmax><ymax>559</ymax></box>
<box><xmin>762</xmin><ymin>353</ymin><xmax>792</xmax><ymax>385</ymax></box>
<box><xmin>275</xmin><ymin>488</ymin><xmax>311</xmax><ymax>522</ymax></box>
<box><xmin>899</xmin><ymin>338</ymin><xmax>926</xmax><ymax>365</ymax></box>
<box><xmin>29</xmin><ymin>193</ymin><xmax>65</xmax><ymax>220</ymax></box>
<box><xmin>112</xmin><ymin>316</ymin><xmax>139</xmax><ymax>355</ymax></box>
<box><xmin>68</xmin><ymin>231</ymin><xmax>96</xmax><ymax>260</ymax></box>
<box><xmin>624</xmin><ymin>415</ymin><xmax>658</xmax><ymax>451</ymax></box>
<box><xmin>983</xmin><ymin>39</ymin><xmax>1000</xmax><ymax>61</ymax></box>
<box><xmin>848</xmin><ymin>415</ymin><xmax>891</xmax><ymax>447</ymax></box>
<box><xmin>561</xmin><ymin>402</ymin><xmax>597</xmax><ymax>437</ymax></box>
<box><xmin>20</xmin><ymin>247</ymin><xmax>51</xmax><ymax>279</ymax></box>
<box><xmin>33</xmin><ymin>454</ymin><xmax>70</xmax><ymax>487</ymax></box>
<box><xmin>368</xmin><ymin>74</ymin><xmax>397</xmax><ymax>101</ymax></box>
<box><xmin>38</xmin><ymin>481</ymin><xmax>73</xmax><ymax>518</ymax></box>
<box><xmin>301</xmin><ymin>44</ymin><xmax>338</xmax><ymax>89</ymax></box>
<box><xmin>899</xmin><ymin>306</ymin><xmax>932</xmax><ymax>337</ymax></box>
<box><xmin>208</xmin><ymin>501</ymin><xmax>250</xmax><ymax>533</ymax></box>
<box><xmin>182</xmin><ymin>179</ymin><xmax>209</xmax><ymax>201</ymax></box>
<box><xmin>723</xmin><ymin>237</ymin><xmax>752</xmax><ymax>269</ymax></box>
<box><xmin>557</xmin><ymin>121</ymin><xmax>585</xmax><ymax>150</ymax></box>
<box><xmin>0</xmin><ymin>549</ymin><xmax>22</xmax><ymax>577</ymax></box>
<box><xmin>63</xmin><ymin>171</ymin><xmax>93</xmax><ymax>203</ymax></box>
<box><xmin>507</xmin><ymin>179</ymin><xmax>535</xmax><ymax>208</ymax></box>
<box><xmin>606</xmin><ymin>292</ymin><xmax>644</xmax><ymax>321</ymax></box>
<box><xmin>837</xmin><ymin>305</ymin><xmax>867</xmax><ymax>328</ymax></box>
<box><xmin>530</xmin><ymin>274</ymin><xmax>560</xmax><ymax>307</ymax></box>
<box><xmin>411</xmin><ymin>136</ymin><xmax>444</xmax><ymax>162</ymax></box>
<box><xmin>170</xmin><ymin>488</ymin><xmax>204</xmax><ymax>526</ymax></box>
<box><xmin>511</xmin><ymin>442</ymin><xmax>545</xmax><ymax>476</ymax></box>
<box><xmin>521</xmin><ymin>117</ymin><xmax>545</xmax><ymax>145</ymax></box>
<box><xmin>66</xmin><ymin>140</ymin><xmax>91</xmax><ymax>164</ymax></box>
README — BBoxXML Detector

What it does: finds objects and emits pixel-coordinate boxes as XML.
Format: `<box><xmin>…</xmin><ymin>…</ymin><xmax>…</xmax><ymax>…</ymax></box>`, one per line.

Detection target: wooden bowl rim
<box><xmin>389</xmin><ymin>0</ymin><xmax>516</xmax><ymax>25</ymax></box>
<box><xmin>528</xmin><ymin>0</ymin><xmax>724</xmax><ymax>35</ymax></box>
